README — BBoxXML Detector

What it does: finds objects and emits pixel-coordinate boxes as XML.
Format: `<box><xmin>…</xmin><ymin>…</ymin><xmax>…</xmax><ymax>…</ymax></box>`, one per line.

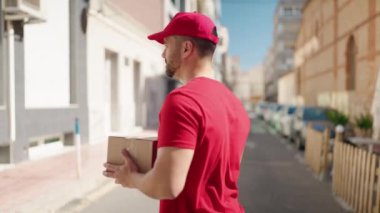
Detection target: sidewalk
<box><xmin>0</xmin><ymin>142</ymin><xmax>108</xmax><ymax>212</ymax></box>
<box><xmin>0</xmin><ymin>130</ymin><xmax>157</xmax><ymax>213</ymax></box>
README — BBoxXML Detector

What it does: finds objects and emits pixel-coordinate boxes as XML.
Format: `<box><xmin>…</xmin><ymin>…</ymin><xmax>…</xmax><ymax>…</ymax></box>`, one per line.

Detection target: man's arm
<box><xmin>104</xmin><ymin>93</ymin><xmax>197</xmax><ymax>199</ymax></box>
<box><xmin>131</xmin><ymin>147</ymin><xmax>194</xmax><ymax>200</ymax></box>
<box><xmin>104</xmin><ymin>146</ymin><xmax>194</xmax><ymax>200</ymax></box>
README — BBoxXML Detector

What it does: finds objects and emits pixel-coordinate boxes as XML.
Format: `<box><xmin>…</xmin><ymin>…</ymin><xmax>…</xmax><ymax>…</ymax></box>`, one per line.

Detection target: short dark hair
<box><xmin>176</xmin><ymin>36</ymin><xmax>217</xmax><ymax>58</ymax></box>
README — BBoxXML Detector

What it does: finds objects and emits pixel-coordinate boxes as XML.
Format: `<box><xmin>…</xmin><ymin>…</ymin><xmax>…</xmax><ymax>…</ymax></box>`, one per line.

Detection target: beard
<box><xmin>165</xmin><ymin>53</ymin><xmax>180</xmax><ymax>78</ymax></box>
<box><xmin>165</xmin><ymin>63</ymin><xmax>176</xmax><ymax>78</ymax></box>
<box><xmin>165</xmin><ymin>64</ymin><xmax>178</xmax><ymax>78</ymax></box>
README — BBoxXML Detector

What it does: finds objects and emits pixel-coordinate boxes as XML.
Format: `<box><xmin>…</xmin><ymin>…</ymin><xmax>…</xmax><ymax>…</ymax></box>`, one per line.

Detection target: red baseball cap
<box><xmin>148</xmin><ymin>12</ymin><xmax>219</xmax><ymax>44</ymax></box>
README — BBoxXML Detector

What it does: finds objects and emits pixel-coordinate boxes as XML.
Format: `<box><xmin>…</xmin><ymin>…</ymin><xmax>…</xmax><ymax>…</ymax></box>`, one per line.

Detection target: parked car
<box><xmin>277</xmin><ymin>105</ymin><xmax>296</xmax><ymax>136</ymax></box>
<box><xmin>255</xmin><ymin>102</ymin><xmax>269</xmax><ymax>119</ymax></box>
<box><xmin>290</xmin><ymin>106</ymin><xmax>335</xmax><ymax>150</ymax></box>
<box><xmin>264</xmin><ymin>103</ymin><xmax>282</xmax><ymax>123</ymax></box>
<box><xmin>271</xmin><ymin>104</ymin><xmax>287</xmax><ymax>130</ymax></box>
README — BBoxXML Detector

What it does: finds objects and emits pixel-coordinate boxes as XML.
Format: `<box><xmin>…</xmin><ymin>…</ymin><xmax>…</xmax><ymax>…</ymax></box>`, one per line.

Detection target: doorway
<box><xmin>105</xmin><ymin>50</ymin><xmax>119</xmax><ymax>132</ymax></box>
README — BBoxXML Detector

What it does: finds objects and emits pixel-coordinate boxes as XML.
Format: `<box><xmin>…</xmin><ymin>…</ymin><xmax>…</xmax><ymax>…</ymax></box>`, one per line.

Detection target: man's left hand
<box><xmin>103</xmin><ymin>149</ymin><xmax>139</xmax><ymax>188</ymax></box>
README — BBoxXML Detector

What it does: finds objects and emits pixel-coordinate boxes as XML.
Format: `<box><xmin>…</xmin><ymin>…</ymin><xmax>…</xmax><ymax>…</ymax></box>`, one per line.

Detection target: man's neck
<box><xmin>178</xmin><ymin>58</ymin><xmax>215</xmax><ymax>84</ymax></box>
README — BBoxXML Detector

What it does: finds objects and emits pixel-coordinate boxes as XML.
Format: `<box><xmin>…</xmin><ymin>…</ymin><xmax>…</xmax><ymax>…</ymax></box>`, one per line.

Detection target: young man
<box><xmin>103</xmin><ymin>12</ymin><xmax>250</xmax><ymax>212</ymax></box>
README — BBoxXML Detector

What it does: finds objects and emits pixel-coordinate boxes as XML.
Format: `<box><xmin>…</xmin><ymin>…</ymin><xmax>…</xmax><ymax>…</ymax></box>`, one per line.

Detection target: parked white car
<box><xmin>279</xmin><ymin>105</ymin><xmax>297</xmax><ymax>137</ymax></box>
<box><xmin>264</xmin><ymin>103</ymin><xmax>282</xmax><ymax>123</ymax></box>
<box><xmin>254</xmin><ymin>102</ymin><xmax>269</xmax><ymax>119</ymax></box>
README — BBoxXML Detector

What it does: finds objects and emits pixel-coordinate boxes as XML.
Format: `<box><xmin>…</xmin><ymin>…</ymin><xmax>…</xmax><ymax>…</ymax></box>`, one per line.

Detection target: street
<box><xmin>238</xmin><ymin>118</ymin><xmax>346</xmax><ymax>213</ymax></box>
<box><xmin>62</xmin><ymin>118</ymin><xmax>347</xmax><ymax>213</ymax></box>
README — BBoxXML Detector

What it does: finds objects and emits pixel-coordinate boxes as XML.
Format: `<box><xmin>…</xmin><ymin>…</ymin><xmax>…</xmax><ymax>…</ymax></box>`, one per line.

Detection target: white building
<box><xmin>0</xmin><ymin>0</ymin><xmax>228</xmax><ymax>163</ymax></box>
<box><xmin>278</xmin><ymin>71</ymin><xmax>297</xmax><ymax>105</ymax></box>
<box><xmin>234</xmin><ymin>65</ymin><xmax>264</xmax><ymax>108</ymax></box>
<box><xmin>86</xmin><ymin>0</ymin><xmax>166</xmax><ymax>144</ymax></box>
<box><xmin>0</xmin><ymin>0</ymin><xmax>89</xmax><ymax>163</ymax></box>
<box><xmin>0</xmin><ymin>0</ymin><xmax>182</xmax><ymax>163</ymax></box>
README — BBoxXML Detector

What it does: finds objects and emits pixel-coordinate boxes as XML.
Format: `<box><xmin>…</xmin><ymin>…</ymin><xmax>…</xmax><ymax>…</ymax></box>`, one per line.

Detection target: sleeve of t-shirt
<box><xmin>157</xmin><ymin>92</ymin><xmax>201</xmax><ymax>150</ymax></box>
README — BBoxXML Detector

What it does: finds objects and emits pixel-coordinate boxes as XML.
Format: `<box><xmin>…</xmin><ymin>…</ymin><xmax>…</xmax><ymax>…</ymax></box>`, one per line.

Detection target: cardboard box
<box><xmin>107</xmin><ymin>136</ymin><xmax>157</xmax><ymax>173</ymax></box>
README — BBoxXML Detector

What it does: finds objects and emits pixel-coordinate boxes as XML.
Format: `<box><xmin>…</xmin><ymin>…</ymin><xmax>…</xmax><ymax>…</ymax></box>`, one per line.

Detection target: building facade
<box><xmin>0</xmin><ymin>0</ymin><xmax>89</xmax><ymax>163</ymax></box>
<box><xmin>86</xmin><ymin>0</ymin><xmax>168</xmax><ymax>144</ymax></box>
<box><xmin>278</xmin><ymin>71</ymin><xmax>299</xmax><ymax>105</ymax></box>
<box><xmin>197</xmin><ymin>0</ymin><xmax>224</xmax><ymax>81</ymax></box>
<box><xmin>264</xmin><ymin>0</ymin><xmax>306</xmax><ymax>102</ymax></box>
<box><xmin>0</xmin><ymin>0</ymin><xmax>226</xmax><ymax>164</ymax></box>
<box><xmin>233</xmin><ymin>65</ymin><xmax>265</xmax><ymax>109</ymax></box>
<box><xmin>294</xmin><ymin>0</ymin><xmax>380</xmax><ymax>118</ymax></box>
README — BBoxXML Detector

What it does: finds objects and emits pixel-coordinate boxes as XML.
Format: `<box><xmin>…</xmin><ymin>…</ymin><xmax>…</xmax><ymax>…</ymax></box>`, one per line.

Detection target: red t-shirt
<box><xmin>158</xmin><ymin>77</ymin><xmax>250</xmax><ymax>213</ymax></box>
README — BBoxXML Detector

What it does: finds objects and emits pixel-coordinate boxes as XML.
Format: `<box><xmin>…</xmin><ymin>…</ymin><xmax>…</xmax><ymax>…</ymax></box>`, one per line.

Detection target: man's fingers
<box><xmin>103</xmin><ymin>163</ymin><xmax>118</xmax><ymax>172</ymax></box>
<box><xmin>122</xmin><ymin>149</ymin><xmax>133</xmax><ymax>164</ymax></box>
<box><xmin>103</xmin><ymin>170</ymin><xmax>115</xmax><ymax>178</ymax></box>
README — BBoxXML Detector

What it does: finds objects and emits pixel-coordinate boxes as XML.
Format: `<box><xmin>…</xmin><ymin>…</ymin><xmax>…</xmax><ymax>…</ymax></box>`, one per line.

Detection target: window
<box><xmin>346</xmin><ymin>36</ymin><xmax>357</xmax><ymax>91</ymax></box>
<box><xmin>293</xmin><ymin>8</ymin><xmax>301</xmax><ymax>15</ymax></box>
<box><xmin>105</xmin><ymin>50</ymin><xmax>120</xmax><ymax>131</ymax></box>
<box><xmin>288</xmin><ymin>106</ymin><xmax>296</xmax><ymax>115</ymax></box>
<box><xmin>283</xmin><ymin>7</ymin><xmax>293</xmax><ymax>16</ymax></box>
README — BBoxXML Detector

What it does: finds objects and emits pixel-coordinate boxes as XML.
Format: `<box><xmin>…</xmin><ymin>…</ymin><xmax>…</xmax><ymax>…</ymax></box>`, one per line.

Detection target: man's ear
<box><xmin>182</xmin><ymin>41</ymin><xmax>194</xmax><ymax>58</ymax></box>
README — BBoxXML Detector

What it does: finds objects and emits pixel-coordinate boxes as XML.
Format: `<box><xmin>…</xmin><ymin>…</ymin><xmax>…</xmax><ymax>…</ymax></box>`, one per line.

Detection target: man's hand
<box><xmin>103</xmin><ymin>149</ymin><xmax>140</xmax><ymax>188</ymax></box>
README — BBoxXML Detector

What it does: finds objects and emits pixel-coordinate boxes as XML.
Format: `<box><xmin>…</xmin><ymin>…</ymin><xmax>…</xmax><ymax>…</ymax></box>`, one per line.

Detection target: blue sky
<box><xmin>220</xmin><ymin>0</ymin><xmax>277</xmax><ymax>71</ymax></box>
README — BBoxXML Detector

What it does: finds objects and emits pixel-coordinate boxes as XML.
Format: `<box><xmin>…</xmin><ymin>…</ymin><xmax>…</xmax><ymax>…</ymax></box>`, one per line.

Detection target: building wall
<box><xmin>24</xmin><ymin>0</ymin><xmax>70</xmax><ymax>108</ymax></box>
<box><xmin>264</xmin><ymin>46</ymin><xmax>276</xmax><ymax>101</ymax></box>
<box><xmin>234</xmin><ymin>65</ymin><xmax>264</xmax><ymax>106</ymax></box>
<box><xmin>278</xmin><ymin>71</ymin><xmax>297</xmax><ymax>105</ymax></box>
<box><xmin>265</xmin><ymin>0</ymin><xmax>306</xmax><ymax>102</ymax></box>
<box><xmin>0</xmin><ymin>0</ymin><xmax>88</xmax><ymax>163</ymax></box>
<box><xmin>234</xmin><ymin>72</ymin><xmax>251</xmax><ymax>104</ymax></box>
<box><xmin>0</xmin><ymin>0</ymin><xmax>8</xmax><ymax>145</ymax></box>
<box><xmin>87</xmin><ymin>3</ymin><xmax>164</xmax><ymax>144</ymax></box>
<box><xmin>226</xmin><ymin>56</ymin><xmax>240</xmax><ymax>89</ymax></box>
<box><xmin>296</xmin><ymin>0</ymin><xmax>380</xmax><ymax>117</ymax></box>
<box><xmin>107</xmin><ymin>0</ymin><xmax>164</xmax><ymax>33</ymax></box>
<box><xmin>250</xmin><ymin>65</ymin><xmax>265</xmax><ymax>101</ymax></box>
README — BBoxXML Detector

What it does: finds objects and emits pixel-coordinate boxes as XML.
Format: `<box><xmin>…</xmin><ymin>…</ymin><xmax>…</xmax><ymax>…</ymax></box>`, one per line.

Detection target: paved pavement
<box><xmin>67</xmin><ymin>118</ymin><xmax>348</xmax><ymax>213</ymax></box>
<box><xmin>0</xmin><ymin>142</ymin><xmax>109</xmax><ymax>213</ymax></box>
<box><xmin>0</xmin><ymin>130</ymin><xmax>157</xmax><ymax>213</ymax></box>
<box><xmin>238</xmin><ymin>119</ymin><xmax>347</xmax><ymax>213</ymax></box>
<box><xmin>66</xmin><ymin>185</ymin><xmax>159</xmax><ymax>213</ymax></box>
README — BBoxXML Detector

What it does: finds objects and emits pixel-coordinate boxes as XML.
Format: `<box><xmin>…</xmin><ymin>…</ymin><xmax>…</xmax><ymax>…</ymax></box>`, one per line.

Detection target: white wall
<box><xmin>234</xmin><ymin>71</ymin><xmax>252</xmax><ymax>101</ymax></box>
<box><xmin>233</xmin><ymin>65</ymin><xmax>264</xmax><ymax>103</ymax></box>
<box><xmin>87</xmin><ymin>9</ymin><xmax>164</xmax><ymax>144</ymax></box>
<box><xmin>250</xmin><ymin>65</ymin><xmax>264</xmax><ymax>98</ymax></box>
<box><xmin>371</xmin><ymin>66</ymin><xmax>380</xmax><ymax>140</ymax></box>
<box><xmin>278</xmin><ymin>71</ymin><xmax>297</xmax><ymax>104</ymax></box>
<box><xmin>24</xmin><ymin>0</ymin><xmax>70</xmax><ymax>108</ymax></box>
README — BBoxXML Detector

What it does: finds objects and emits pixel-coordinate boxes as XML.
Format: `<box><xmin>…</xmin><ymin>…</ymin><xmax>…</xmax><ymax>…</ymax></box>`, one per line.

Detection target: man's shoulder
<box><xmin>165</xmin><ymin>89</ymin><xmax>199</xmax><ymax>109</ymax></box>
